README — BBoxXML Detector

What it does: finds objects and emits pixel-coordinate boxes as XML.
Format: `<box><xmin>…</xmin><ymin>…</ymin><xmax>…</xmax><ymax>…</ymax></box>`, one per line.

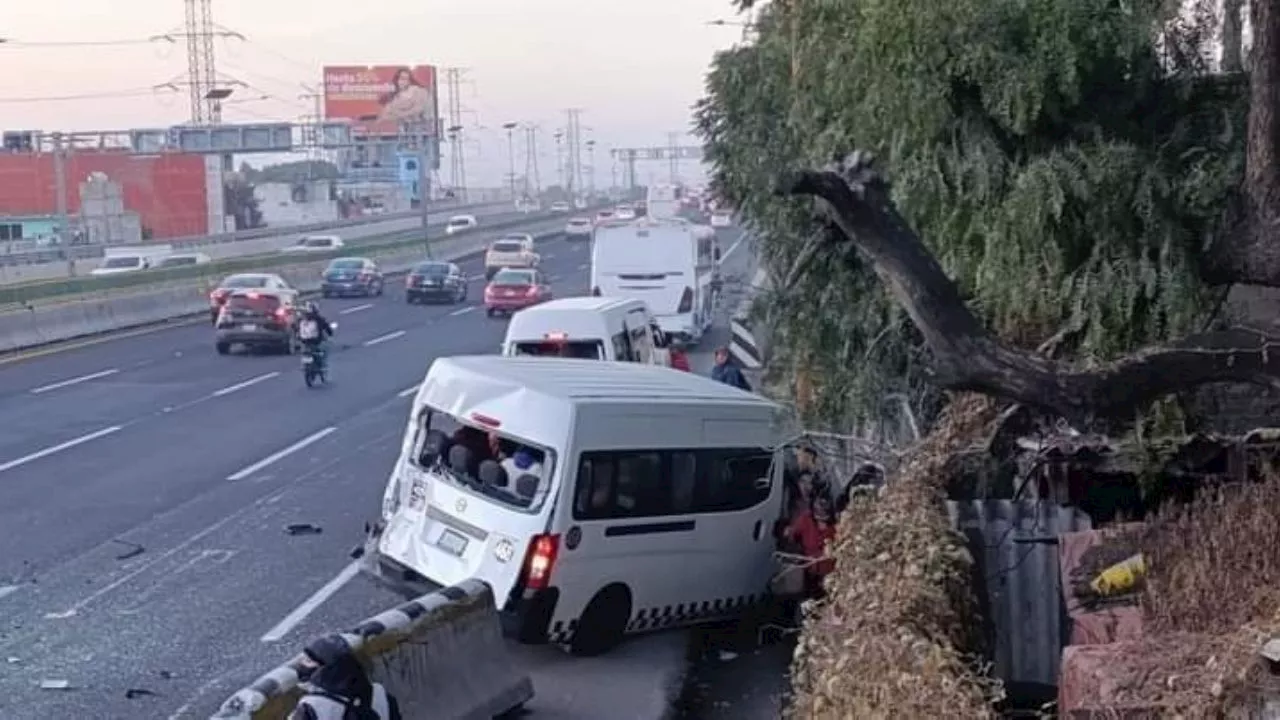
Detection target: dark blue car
<box><xmin>321</xmin><ymin>257</ymin><xmax>384</xmax><ymax>298</ymax></box>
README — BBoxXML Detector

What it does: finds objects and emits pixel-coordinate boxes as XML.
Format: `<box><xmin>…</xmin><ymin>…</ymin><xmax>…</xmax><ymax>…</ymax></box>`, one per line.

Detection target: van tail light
<box><xmin>591</xmin><ymin>286</ymin><xmax>601</xmax><ymax>296</ymax></box>
<box><xmin>677</xmin><ymin>287</ymin><xmax>693</xmax><ymax>313</ymax></box>
<box><xmin>525</xmin><ymin>286</ymin><xmax>539</xmax><ymax>297</ymax></box>
<box><xmin>520</xmin><ymin>534</ymin><xmax>560</xmax><ymax>590</ymax></box>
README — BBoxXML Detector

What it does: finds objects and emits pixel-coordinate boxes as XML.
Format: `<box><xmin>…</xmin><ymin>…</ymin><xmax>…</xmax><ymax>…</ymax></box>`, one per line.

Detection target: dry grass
<box><xmin>786</xmin><ymin>395</ymin><xmax>1003</xmax><ymax>719</ymax></box>
<box><xmin>1070</xmin><ymin>467</ymin><xmax>1280</xmax><ymax>716</ymax></box>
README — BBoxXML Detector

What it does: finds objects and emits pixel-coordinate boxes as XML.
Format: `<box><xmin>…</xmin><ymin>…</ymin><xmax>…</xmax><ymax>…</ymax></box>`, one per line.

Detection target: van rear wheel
<box><xmin>570</xmin><ymin>584</ymin><xmax>631</xmax><ymax>657</ymax></box>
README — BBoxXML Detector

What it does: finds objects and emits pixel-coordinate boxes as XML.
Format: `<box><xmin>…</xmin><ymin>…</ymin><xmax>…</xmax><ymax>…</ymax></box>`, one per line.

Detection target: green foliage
<box><xmin>696</xmin><ymin>0</ymin><xmax>1245</xmax><ymax>432</ymax></box>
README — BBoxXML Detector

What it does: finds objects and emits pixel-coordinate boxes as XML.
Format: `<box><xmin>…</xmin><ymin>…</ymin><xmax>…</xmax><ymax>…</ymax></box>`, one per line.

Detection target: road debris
<box><xmin>286</xmin><ymin>523</ymin><xmax>323</xmax><ymax>536</ymax></box>
<box><xmin>112</xmin><ymin>539</ymin><xmax>145</xmax><ymax>561</ymax></box>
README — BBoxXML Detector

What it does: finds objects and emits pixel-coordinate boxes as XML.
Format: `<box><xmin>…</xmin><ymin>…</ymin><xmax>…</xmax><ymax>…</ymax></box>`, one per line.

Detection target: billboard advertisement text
<box><xmin>323</xmin><ymin>65</ymin><xmax>439</xmax><ymax>137</ymax></box>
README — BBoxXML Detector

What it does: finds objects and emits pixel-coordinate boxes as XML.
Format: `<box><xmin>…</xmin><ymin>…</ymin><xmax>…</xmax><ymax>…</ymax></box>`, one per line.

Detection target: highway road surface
<box><xmin>0</xmin><ymin>226</ymin><xmax>754</xmax><ymax>719</ymax></box>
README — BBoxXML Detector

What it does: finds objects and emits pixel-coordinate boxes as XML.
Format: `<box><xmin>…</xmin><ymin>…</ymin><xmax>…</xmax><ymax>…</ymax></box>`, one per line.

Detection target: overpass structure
<box><xmin>609</xmin><ymin>145</ymin><xmax>702</xmax><ymax>189</ymax></box>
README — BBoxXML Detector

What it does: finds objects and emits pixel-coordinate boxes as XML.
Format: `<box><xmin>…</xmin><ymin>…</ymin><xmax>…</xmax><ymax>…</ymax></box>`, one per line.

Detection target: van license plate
<box><xmin>437</xmin><ymin>529</ymin><xmax>467</xmax><ymax>556</ymax></box>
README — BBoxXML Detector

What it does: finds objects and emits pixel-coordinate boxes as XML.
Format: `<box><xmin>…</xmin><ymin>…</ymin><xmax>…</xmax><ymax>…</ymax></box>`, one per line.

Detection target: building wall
<box><xmin>0</xmin><ymin>151</ymin><xmax>209</xmax><ymax>239</ymax></box>
<box><xmin>254</xmin><ymin>181</ymin><xmax>339</xmax><ymax>226</ymax></box>
<box><xmin>0</xmin><ymin>216</ymin><xmax>58</xmax><ymax>242</ymax></box>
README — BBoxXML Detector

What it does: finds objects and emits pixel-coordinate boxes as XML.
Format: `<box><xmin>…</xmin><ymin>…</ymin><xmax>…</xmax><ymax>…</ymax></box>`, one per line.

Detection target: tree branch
<box><xmin>779</xmin><ymin>151</ymin><xmax>1280</xmax><ymax>427</ymax></box>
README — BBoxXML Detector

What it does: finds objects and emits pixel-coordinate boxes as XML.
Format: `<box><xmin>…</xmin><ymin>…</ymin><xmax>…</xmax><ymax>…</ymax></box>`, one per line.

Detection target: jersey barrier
<box><xmin>210</xmin><ymin>578</ymin><xmax>534</xmax><ymax>720</ymax></box>
<box><xmin>728</xmin><ymin>267</ymin><xmax>769</xmax><ymax>371</ymax></box>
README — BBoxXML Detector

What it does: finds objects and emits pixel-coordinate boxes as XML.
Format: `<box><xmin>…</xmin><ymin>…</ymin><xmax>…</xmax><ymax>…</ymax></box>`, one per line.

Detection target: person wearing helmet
<box><xmin>297</xmin><ymin>301</ymin><xmax>334</xmax><ymax>364</ymax></box>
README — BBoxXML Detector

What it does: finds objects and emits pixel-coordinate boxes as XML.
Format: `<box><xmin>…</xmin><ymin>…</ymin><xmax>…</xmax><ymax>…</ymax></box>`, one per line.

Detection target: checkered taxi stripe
<box><xmin>548</xmin><ymin>593</ymin><xmax>763</xmax><ymax>643</ymax></box>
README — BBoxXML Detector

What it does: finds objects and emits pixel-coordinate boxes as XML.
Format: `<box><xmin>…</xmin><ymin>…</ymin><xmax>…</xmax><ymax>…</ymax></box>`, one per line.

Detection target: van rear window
<box><xmin>512</xmin><ymin>340</ymin><xmax>603</xmax><ymax>360</ymax></box>
<box><xmin>413</xmin><ymin>410</ymin><xmax>556</xmax><ymax>514</ymax></box>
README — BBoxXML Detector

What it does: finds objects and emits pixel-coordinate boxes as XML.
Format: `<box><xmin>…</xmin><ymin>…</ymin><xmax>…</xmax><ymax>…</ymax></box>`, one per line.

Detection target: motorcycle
<box><xmin>301</xmin><ymin>321</ymin><xmax>337</xmax><ymax>388</ymax></box>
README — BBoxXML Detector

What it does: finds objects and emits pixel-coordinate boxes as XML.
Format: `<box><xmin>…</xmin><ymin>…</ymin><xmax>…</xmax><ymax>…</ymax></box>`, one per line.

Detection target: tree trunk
<box><xmin>1223</xmin><ymin>0</ymin><xmax>1244</xmax><ymax>72</ymax></box>
<box><xmin>1208</xmin><ymin>0</ymin><xmax>1280</xmax><ymax>285</ymax></box>
<box><xmin>782</xmin><ymin>154</ymin><xmax>1280</xmax><ymax>429</ymax></box>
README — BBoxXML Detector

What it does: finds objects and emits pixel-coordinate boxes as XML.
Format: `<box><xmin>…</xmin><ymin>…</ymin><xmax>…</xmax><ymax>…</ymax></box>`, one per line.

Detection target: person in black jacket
<box><xmin>289</xmin><ymin>634</ymin><xmax>401</xmax><ymax>720</ymax></box>
<box><xmin>709</xmin><ymin>346</ymin><xmax>751</xmax><ymax>391</ymax></box>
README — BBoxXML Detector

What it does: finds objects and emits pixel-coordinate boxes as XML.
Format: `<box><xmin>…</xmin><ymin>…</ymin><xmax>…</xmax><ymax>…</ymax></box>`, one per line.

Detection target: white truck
<box><xmin>590</xmin><ymin>217</ymin><xmax>715</xmax><ymax>346</ymax></box>
<box><xmin>90</xmin><ymin>244</ymin><xmax>174</xmax><ymax>276</ymax></box>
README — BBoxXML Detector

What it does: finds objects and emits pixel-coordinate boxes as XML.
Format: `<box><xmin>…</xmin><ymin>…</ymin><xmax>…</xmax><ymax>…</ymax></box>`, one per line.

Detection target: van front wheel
<box><xmin>570</xmin><ymin>584</ymin><xmax>631</xmax><ymax>657</ymax></box>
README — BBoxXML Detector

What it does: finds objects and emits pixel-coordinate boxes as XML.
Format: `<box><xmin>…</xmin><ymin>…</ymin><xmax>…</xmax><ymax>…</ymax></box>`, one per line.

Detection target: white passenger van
<box><xmin>501</xmin><ymin>296</ymin><xmax>669</xmax><ymax>365</ymax></box>
<box><xmin>369</xmin><ymin>356</ymin><xmax>783</xmax><ymax>655</ymax></box>
<box><xmin>591</xmin><ymin>217</ymin><xmax>715</xmax><ymax>345</ymax></box>
<box><xmin>646</xmin><ymin>183</ymin><xmax>683</xmax><ymax>220</ymax></box>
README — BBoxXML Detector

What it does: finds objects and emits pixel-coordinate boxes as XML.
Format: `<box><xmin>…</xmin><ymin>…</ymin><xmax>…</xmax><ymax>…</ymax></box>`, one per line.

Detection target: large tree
<box><xmin>696</xmin><ymin>0</ymin><xmax>1268</xmax><ymax>430</ymax></box>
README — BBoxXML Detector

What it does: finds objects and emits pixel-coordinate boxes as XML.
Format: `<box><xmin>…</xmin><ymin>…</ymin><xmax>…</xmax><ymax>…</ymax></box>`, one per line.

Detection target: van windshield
<box><xmin>512</xmin><ymin>340</ymin><xmax>603</xmax><ymax>359</ymax></box>
<box><xmin>414</xmin><ymin>410</ymin><xmax>555</xmax><ymax>514</ymax></box>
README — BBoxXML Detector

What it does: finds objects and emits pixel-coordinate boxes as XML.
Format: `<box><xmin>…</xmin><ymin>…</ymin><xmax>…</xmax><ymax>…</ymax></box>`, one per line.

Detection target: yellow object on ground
<box><xmin>1089</xmin><ymin>552</ymin><xmax>1146</xmax><ymax>597</ymax></box>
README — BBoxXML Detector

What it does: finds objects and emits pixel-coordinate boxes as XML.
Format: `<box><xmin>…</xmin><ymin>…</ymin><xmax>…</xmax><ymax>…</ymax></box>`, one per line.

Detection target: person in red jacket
<box><xmin>785</xmin><ymin>495</ymin><xmax>837</xmax><ymax>597</ymax></box>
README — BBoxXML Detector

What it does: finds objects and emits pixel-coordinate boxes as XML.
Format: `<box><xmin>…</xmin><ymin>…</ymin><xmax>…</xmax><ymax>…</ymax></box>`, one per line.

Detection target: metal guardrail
<box><xmin>0</xmin><ymin>208</ymin><xmax>592</xmax><ymax>308</ymax></box>
<box><xmin>0</xmin><ymin>198</ymin><xmax>511</xmax><ymax>268</ymax></box>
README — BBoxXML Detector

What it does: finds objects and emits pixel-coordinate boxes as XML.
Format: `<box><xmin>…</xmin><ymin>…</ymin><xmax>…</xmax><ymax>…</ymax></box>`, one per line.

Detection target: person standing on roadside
<box><xmin>710</xmin><ymin>346</ymin><xmax>752</xmax><ymax>391</ymax></box>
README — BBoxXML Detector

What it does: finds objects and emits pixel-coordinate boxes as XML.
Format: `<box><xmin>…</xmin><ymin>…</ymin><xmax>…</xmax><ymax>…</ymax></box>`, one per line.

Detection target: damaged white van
<box><xmin>365</xmin><ymin>355</ymin><xmax>784</xmax><ymax>655</ymax></box>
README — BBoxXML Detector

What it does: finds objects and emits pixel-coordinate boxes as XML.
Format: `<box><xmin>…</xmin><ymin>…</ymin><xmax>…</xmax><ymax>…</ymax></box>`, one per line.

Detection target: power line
<box><xmin>0</xmin><ymin>87</ymin><xmax>179</xmax><ymax>103</ymax></box>
<box><xmin>0</xmin><ymin>37</ymin><xmax>167</xmax><ymax>48</ymax></box>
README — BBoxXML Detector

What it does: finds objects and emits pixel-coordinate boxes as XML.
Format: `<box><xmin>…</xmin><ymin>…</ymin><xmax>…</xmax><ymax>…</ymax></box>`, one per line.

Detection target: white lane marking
<box><xmin>226</xmin><ymin>426</ymin><xmax>338</xmax><ymax>481</ymax></box>
<box><xmin>29</xmin><ymin>368</ymin><xmax>120</xmax><ymax>394</ymax></box>
<box><xmin>468</xmin><ymin>273</ymin><xmax>485</xmax><ymax>282</ymax></box>
<box><xmin>0</xmin><ymin>425</ymin><xmax>123</xmax><ymax>474</ymax></box>
<box><xmin>260</xmin><ymin>560</ymin><xmax>363</xmax><ymax>642</ymax></box>
<box><xmin>363</xmin><ymin>330</ymin><xmax>406</xmax><ymax>347</ymax></box>
<box><xmin>398</xmin><ymin>385</ymin><xmax>420</xmax><ymax>398</ymax></box>
<box><xmin>542</xmin><ymin>252</ymin><xmax>555</xmax><ymax>260</ymax></box>
<box><xmin>210</xmin><ymin>371</ymin><xmax>280</xmax><ymax>397</ymax></box>
<box><xmin>0</xmin><ymin>585</ymin><xmax>21</xmax><ymax>601</ymax></box>
<box><xmin>721</xmin><ymin>231</ymin><xmax>748</xmax><ymax>261</ymax></box>
<box><xmin>339</xmin><ymin>303</ymin><xmax>374</xmax><ymax>315</ymax></box>
<box><xmin>449</xmin><ymin>305</ymin><xmax>477</xmax><ymax>317</ymax></box>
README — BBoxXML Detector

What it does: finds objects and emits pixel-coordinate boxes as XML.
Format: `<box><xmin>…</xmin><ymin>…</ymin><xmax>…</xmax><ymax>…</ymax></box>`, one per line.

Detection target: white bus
<box><xmin>590</xmin><ymin>218</ymin><xmax>715</xmax><ymax>345</ymax></box>
<box><xmin>646</xmin><ymin>183</ymin><xmax>682</xmax><ymax>219</ymax></box>
<box><xmin>368</xmin><ymin>356</ymin><xmax>784</xmax><ymax>655</ymax></box>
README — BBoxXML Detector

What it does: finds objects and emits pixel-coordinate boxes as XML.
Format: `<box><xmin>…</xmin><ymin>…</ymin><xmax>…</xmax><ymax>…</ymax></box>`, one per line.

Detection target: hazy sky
<box><xmin>1</xmin><ymin>0</ymin><xmax>750</xmax><ymax>187</ymax></box>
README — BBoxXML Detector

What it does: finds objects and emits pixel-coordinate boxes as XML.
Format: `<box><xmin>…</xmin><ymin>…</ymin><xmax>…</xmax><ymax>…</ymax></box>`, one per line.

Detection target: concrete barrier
<box><xmin>0</xmin><ymin>220</ymin><xmax>567</xmax><ymax>354</ymax></box>
<box><xmin>0</xmin><ymin>205</ymin><xmax>529</xmax><ymax>286</ymax></box>
<box><xmin>211</xmin><ymin>579</ymin><xmax>533</xmax><ymax>720</ymax></box>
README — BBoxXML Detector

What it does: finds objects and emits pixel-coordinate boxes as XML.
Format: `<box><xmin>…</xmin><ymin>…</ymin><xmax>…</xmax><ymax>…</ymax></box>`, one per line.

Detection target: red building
<box><xmin>0</xmin><ymin>151</ymin><xmax>209</xmax><ymax>239</ymax></box>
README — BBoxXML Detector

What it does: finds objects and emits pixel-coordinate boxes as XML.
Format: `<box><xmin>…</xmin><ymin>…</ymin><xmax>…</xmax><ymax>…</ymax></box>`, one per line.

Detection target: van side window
<box><xmin>696</xmin><ymin>449</ymin><xmax>773</xmax><ymax>513</ymax></box>
<box><xmin>573</xmin><ymin>448</ymin><xmax>772</xmax><ymax>521</ymax></box>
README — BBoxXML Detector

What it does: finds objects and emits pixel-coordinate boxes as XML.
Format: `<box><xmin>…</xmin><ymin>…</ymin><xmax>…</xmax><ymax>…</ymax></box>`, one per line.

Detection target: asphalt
<box><xmin>0</xmin><ymin>225</ymin><xmax>755</xmax><ymax>719</ymax></box>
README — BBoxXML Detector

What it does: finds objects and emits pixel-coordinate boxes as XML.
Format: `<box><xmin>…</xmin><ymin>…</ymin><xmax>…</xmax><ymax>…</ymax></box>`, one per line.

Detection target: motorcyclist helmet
<box><xmin>304</xmin><ymin>301</ymin><xmax>319</xmax><ymax>316</ymax></box>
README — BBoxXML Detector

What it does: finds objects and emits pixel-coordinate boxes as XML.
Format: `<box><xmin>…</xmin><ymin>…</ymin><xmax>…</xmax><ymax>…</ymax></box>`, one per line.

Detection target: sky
<box><xmin>0</xmin><ymin>0</ymin><xmax>753</xmax><ymax>188</ymax></box>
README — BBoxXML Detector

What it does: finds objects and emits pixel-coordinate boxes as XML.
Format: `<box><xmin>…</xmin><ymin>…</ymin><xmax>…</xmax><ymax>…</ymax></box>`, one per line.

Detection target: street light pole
<box><xmin>502</xmin><ymin>121</ymin><xmax>518</xmax><ymax>200</ymax></box>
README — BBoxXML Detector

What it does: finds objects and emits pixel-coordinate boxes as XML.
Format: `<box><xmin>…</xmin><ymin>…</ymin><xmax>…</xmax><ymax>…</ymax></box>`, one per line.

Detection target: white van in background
<box><xmin>368</xmin><ymin>355</ymin><xmax>783</xmax><ymax>655</ymax></box>
<box><xmin>90</xmin><ymin>244</ymin><xmax>173</xmax><ymax>276</ymax></box>
<box><xmin>590</xmin><ymin>217</ymin><xmax>715</xmax><ymax>345</ymax></box>
<box><xmin>502</xmin><ymin>296</ymin><xmax>681</xmax><ymax>366</ymax></box>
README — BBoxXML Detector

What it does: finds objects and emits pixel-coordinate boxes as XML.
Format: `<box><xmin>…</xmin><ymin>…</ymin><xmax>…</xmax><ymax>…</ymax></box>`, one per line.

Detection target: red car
<box><xmin>208</xmin><ymin>272</ymin><xmax>292</xmax><ymax>324</ymax></box>
<box><xmin>484</xmin><ymin>268</ymin><xmax>552</xmax><ymax>317</ymax></box>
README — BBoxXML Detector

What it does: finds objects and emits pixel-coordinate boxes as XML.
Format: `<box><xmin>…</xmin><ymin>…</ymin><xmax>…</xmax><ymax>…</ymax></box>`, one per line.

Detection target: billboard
<box><xmin>323</xmin><ymin>65</ymin><xmax>440</xmax><ymax>137</ymax></box>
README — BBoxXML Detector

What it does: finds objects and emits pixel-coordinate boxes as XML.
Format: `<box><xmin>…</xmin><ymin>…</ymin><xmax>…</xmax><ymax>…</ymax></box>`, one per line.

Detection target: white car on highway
<box><xmin>156</xmin><ymin>252</ymin><xmax>212</xmax><ymax>268</ymax></box>
<box><xmin>564</xmin><ymin>217</ymin><xmax>593</xmax><ymax>241</ymax></box>
<box><xmin>484</xmin><ymin>234</ymin><xmax>539</xmax><ymax>279</ymax></box>
<box><xmin>90</xmin><ymin>253</ymin><xmax>151</xmax><ymax>275</ymax></box>
<box><xmin>550</xmin><ymin>201</ymin><xmax>571</xmax><ymax>213</ymax></box>
<box><xmin>710</xmin><ymin>210</ymin><xmax>733</xmax><ymax>228</ymax></box>
<box><xmin>445</xmin><ymin>215</ymin><xmax>478</xmax><ymax>235</ymax></box>
<box><xmin>282</xmin><ymin>235</ymin><xmax>344</xmax><ymax>253</ymax></box>
<box><xmin>614</xmin><ymin>204</ymin><xmax>636</xmax><ymax>220</ymax></box>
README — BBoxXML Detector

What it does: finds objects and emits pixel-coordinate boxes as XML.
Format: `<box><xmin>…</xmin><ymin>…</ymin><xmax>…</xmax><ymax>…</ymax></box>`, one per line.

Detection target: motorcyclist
<box><xmin>297</xmin><ymin>302</ymin><xmax>334</xmax><ymax>365</ymax></box>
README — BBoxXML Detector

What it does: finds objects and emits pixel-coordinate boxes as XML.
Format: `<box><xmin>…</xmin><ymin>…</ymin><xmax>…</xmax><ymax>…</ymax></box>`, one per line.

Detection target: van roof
<box><xmin>429</xmin><ymin>355</ymin><xmax>775</xmax><ymax>409</ymax></box>
<box><xmin>520</xmin><ymin>296</ymin><xmax>641</xmax><ymax>314</ymax></box>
